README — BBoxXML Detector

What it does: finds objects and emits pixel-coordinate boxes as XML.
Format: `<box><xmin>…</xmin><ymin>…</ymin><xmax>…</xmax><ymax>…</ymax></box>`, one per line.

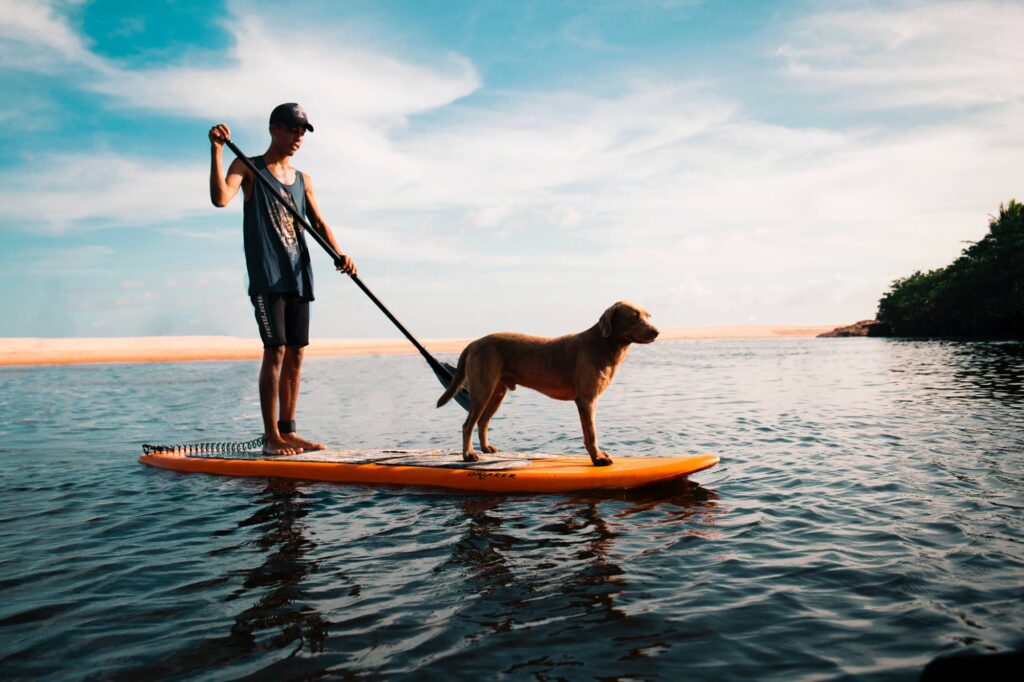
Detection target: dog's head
<box><xmin>598</xmin><ymin>301</ymin><xmax>659</xmax><ymax>344</ymax></box>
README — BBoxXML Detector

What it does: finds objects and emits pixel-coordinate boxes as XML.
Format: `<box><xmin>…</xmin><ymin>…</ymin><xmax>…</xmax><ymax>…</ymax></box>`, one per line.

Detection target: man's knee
<box><xmin>263</xmin><ymin>345</ymin><xmax>287</xmax><ymax>366</ymax></box>
<box><xmin>283</xmin><ymin>344</ymin><xmax>305</xmax><ymax>367</ymax></box>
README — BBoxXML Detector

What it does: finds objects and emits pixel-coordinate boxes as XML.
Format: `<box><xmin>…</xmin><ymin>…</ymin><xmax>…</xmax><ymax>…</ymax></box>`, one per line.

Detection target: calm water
<box><xmin>1</xmin><ymin>339</ymin><xmax>1022</xmax><ymax>680</ymax></box>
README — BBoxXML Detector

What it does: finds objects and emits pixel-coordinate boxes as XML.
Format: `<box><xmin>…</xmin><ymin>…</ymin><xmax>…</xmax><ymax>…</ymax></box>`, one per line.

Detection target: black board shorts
<box><xmin>251</xmin><ymin>293</ymin><xmax>310</xmax><ymax>348</ymax></box>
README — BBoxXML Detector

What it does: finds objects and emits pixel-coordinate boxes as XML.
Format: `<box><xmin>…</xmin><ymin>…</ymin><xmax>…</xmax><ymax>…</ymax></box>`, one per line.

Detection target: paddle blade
<box><xmin>433</xmin><ymin>361</ymin><xmax>470</xmax><ymax>411</ymax></box>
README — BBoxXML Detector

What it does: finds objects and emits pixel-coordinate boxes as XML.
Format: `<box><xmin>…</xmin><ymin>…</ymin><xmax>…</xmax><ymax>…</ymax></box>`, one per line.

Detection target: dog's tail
<box><xmin>436</xmin><ymin>349</ymin><xmax>468</xmax><ymax>408</ymax></box>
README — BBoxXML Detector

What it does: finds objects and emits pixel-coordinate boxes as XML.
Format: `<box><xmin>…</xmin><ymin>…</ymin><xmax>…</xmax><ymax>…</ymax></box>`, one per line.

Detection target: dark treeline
<box><xmin>877</xmin><ymin>200</ymin><xmax>1024</xmax><ymax>337</ymax></box>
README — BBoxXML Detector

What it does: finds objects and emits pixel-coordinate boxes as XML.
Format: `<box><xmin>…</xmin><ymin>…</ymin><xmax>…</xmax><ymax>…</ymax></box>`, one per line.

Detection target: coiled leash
<box><xmin>142</xmin><ymin>436</ymin><xmax>265</xmax><ymax>455</ymax></box>
<box><xmin>142</xmin><ymin>422</ymin><xmax>297</xmax><ymax>455</ymax></box>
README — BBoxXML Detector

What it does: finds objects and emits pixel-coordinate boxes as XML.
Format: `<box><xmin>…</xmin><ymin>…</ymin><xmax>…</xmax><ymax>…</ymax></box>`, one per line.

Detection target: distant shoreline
<box><xmin>0</xmin><ymin>326</ymin><xmax>837</xmax><ymax>367</ymax></box>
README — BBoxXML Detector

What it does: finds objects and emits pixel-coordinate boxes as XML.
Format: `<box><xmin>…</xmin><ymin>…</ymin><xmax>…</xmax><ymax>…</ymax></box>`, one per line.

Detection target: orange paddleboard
<box><xmin>139</xmin><ymin>448</ymin><xmax>719</xmax><ymax>493</ymax></box>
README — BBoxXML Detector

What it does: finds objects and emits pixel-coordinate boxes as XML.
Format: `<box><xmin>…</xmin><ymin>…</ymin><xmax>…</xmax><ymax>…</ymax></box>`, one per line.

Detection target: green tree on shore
<box><xmin>877</xmin><ymin>200</ymin><xmax>1024</xmax><ymax>337</ymax></box>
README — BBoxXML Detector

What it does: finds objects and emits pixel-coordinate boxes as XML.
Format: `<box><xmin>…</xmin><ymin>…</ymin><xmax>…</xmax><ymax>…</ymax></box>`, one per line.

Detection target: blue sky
<box><xmin>1</xmin><ymin>0</ymin><xmax>1022</xmax><ymax>339</ymax></box>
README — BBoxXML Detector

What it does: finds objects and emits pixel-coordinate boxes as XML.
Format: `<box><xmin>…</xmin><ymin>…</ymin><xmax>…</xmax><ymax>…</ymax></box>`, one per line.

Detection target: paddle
<box><xmin>222</xmin><ymin>138</ymin><xmax>470</xmax><ymax>411</ymax></box>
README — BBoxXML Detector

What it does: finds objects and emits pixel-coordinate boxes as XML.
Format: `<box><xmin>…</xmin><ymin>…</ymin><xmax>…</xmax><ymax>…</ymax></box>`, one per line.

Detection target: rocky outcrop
<box><xmin>817</xmin><ymin>320</ymin><xmax>891</xmax><ymax>338</ymax></box>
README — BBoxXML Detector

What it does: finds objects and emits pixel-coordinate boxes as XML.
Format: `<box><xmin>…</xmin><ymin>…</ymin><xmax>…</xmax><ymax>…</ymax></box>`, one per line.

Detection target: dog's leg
<box><xmin>461</xmin><ymin>399</ymin><xmax>487</xmax><ymax>462</ymax></box>
<box><xmin>461</xmin><ymin>351</ymin><xmax>502</xmax><ymax>462</ymax></box>
<box><xmin>477</xmin><ymin>384</ymin><xmax>508</xmax><ymax>454</ymax></box>
<box><xmin>575</xmin><ymin>398</ymin><xmax>612</xmax><ymax>466</ymax></box>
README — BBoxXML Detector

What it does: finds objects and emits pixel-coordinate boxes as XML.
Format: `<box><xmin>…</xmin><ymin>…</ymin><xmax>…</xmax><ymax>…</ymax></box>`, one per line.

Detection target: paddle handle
<box><xmin>220</xmin><ymin>139</ymin><xmax>451</xmax><ymax>378</ymax></box>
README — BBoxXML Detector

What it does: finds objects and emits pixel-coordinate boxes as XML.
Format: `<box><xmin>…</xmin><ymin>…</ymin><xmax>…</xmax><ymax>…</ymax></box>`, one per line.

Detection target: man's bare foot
<box><xmin>282</xmin><ymin>433</ymin><xmax>326</xmax><ymax>452</ymax></box>
<box><xmin>262</xmin><ymin>437</ymin><xmax>298</xmax><ymax>457</ymax></box>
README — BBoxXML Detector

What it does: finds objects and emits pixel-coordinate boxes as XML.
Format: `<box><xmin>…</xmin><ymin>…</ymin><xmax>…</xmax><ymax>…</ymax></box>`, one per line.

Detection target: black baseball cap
<box><xmin>269</xmin><ymin>103</ymin><xmax>314</xmax><ymax>132</ymax></box>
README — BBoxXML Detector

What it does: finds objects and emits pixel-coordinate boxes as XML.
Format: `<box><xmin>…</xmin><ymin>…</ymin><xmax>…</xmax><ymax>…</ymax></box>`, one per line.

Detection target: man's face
<box><xmin>270</xmin><ymin>123</ymin><xmax>306</xmax><ymax>154</ymax></box>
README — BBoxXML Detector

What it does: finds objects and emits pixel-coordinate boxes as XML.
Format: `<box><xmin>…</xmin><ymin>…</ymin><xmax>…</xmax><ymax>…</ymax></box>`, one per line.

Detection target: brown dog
<box><xmin>437</xmin><ymin>301</ymin><xmax>659</xmax><ymax>466</ymax></box>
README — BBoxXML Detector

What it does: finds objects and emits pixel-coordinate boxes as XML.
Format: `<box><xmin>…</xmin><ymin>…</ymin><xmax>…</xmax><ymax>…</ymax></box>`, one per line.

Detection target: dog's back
<box><xmin>472</xmin><ymin>332</ymin><xmax>584</xmax><ymax>399</ymax></box>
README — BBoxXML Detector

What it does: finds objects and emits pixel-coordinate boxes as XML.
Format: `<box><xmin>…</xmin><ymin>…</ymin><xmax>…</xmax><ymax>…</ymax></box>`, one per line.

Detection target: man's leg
<box><xmin>277</xmin><ymin>295</ymin><xmax>324</xmax><ymax>451</ymax></box>
<box><xmin>259</xmin><ymin>345</ymin><xmax>297</xmax><ymax>456</ymax></box>
<box><xmin>252</xmin><ymin>293</ymin><xmax>299</xmax><ymax>456</ymax></box>
<box><xmin>279</xmin><ymin>345</ymin><xmax>324</xmax><ymax>451</ymax></box>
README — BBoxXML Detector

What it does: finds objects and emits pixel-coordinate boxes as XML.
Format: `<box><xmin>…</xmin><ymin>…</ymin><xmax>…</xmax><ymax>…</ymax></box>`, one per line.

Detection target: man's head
<box><xmin>268</xmin><ymin>103</ymin><xmax>313</xmax><ymax>156</ymax></box>
<box><xmin>269</xmin><ymin>103</ymin><xmax>313</xmax><ymax>132</ymax></box>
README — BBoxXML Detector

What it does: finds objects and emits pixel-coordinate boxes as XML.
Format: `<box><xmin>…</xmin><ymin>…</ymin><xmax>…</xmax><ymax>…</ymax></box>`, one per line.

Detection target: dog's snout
<box><xmin>636</xmin><ymin>323</ymin><xmax>659</xmax><ymax>343</ymax></box>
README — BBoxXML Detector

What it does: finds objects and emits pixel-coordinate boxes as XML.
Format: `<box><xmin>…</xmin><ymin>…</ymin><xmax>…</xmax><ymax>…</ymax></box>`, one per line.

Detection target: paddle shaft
<box><xmin>222</xmin><ymin>138</ymin><xmax>452</xmax><ymax>379</ymax></box>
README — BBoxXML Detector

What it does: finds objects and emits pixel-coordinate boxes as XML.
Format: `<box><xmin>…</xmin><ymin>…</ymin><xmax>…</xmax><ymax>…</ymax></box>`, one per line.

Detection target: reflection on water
<box><xmin>227</xmin><ymin>480</ymin><xmax>329</xmax><ymax>654</ymax></box>
<box><xmin>424</xmin><ymin>481</ymin><xmax>720</xmax><ymax>678</ymax></box>
<box><xmin>889</xmin><ymin>340</ymin><xmax>1024</xmax><ymax>403</ymax></box>
<box><xmin>947</xmin><ymin>341</ymin><xmax>1024</xmax><ymax>398</ymax></box>
<box><xmin>0</xmin><ymin>339</ymin><xmax>1022</xmax><ymax>679</ymax></box>
<box><xmin>113</xmin><ymin>480</ymin><xmax>331</xmax><ymax>679</ymax></box>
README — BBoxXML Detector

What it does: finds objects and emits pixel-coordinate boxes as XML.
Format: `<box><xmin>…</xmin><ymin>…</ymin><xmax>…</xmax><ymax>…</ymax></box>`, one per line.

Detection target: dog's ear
<box><xmin>599</xmin><ymin>303</ymin><xmax>619</xmax><ymax>338</ymax></box>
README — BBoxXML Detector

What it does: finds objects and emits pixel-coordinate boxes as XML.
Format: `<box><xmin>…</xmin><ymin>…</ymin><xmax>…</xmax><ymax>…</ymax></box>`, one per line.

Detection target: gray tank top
<box><xmin>242</xmin><ymin>156</ymin><xmax>314</xmax><ymax>300</ymax></box>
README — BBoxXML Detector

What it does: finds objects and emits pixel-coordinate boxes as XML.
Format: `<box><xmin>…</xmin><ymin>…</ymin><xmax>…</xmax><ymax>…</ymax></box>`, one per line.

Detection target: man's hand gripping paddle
<box><xmin>222</xmin><ymin>138</ymin><xmax>470</xmax><ymax>411</ymax></box>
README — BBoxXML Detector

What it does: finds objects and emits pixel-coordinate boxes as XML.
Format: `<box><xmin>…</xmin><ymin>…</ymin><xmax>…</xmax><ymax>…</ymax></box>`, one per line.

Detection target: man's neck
<box><xmin>262</xmin><ymin>147</ymin><xmax>292</xmax><ymax>166</ymax></box>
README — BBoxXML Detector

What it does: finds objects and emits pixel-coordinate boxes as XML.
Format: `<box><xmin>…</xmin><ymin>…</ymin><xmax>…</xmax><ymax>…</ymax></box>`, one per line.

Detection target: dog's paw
<box><xmin>482</xmin><ymin>445</ymin><xmax>498</xmax><ymax>454</ymax></box>
<box><xmin>463</xmin><ymin>451</ymin><xmax>481</xmax><ymax>462</ymax></box>
<box><xmin>591</xmin><ymin>452</ymin><xmax>614</xmax><ymax>467</ymax></box>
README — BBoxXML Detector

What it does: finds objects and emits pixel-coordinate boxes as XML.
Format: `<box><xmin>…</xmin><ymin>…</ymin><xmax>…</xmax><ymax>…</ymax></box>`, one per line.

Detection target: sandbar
<box><xmin>0</xmin><ymin>325</ymin><xmax>838</xmax><ymax>367</ymax></box>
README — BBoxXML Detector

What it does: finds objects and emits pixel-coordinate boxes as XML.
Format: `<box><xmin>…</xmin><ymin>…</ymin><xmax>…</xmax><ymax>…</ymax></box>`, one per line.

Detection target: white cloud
<box><xmin>776</xmin><ymin>1</ymin><xmax>1024</xmax><ymax>109</ymax></box>
<box><xmin>0</xmin><ymin>0</ymin><xmax>101</xmax><ymax>71</ymax></box>
<box><xmin>1</xmin><ymin>2</ymin><xmax>482</xmax><ymax>225</ymax></box>
<box><xmin>12</xmin><ymin>8</ymin><xmax>481</xmax><ymax>229</ymax></box>
<box><xmin>90</xmin><ymin>14</ymin><xmax>479</xmax><ymax>125</ymax></box>
<box><xmin>0</xmin><ymin>153</ymin><xmax>209</xmax><ymax>231</ymax></box>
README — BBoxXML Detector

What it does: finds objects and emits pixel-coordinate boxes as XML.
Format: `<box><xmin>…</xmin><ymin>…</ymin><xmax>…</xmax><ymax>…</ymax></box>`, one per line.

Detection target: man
<box><xmin>208</xmin><ymin>103</ymin><xmax>356</xmax><ymax>456</ymax></box>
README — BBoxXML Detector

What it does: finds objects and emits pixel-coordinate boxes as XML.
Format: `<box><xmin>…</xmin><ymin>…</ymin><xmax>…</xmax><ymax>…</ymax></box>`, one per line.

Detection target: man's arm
<box><xmin>304</xmin><ymin>173</ymin><xmax>357</xmax><ymax>275</ymax></box>
<box><xmin>209</xmin><ymin>123</ymin><xmax>249</xmax><ymax>207</ymax></box>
